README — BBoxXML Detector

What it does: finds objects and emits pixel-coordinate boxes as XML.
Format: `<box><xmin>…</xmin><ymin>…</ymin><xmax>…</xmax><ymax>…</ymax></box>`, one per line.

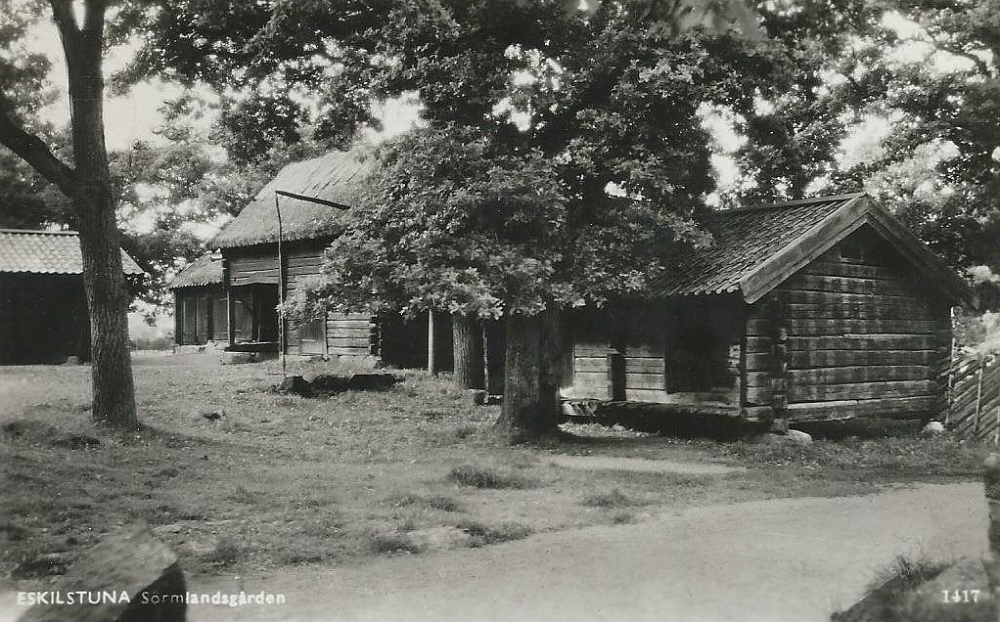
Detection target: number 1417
<box><xmin>942</xmin><ymin>589</ymin><xmax>981</xmax><ymax>604</ymax></box>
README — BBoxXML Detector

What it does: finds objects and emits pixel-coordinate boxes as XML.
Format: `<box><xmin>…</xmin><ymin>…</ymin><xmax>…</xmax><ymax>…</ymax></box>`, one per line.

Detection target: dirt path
<box><xmin>182</xmin><ymin>482</ymin><xmax>985</xmax><ymax>622</ymax></box>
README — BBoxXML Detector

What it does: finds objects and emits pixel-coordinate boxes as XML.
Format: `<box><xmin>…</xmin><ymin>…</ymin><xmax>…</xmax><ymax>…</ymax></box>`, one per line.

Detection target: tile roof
<box><xmin>212</xmin><ymin>146</ymin><xmax>374</xmax><ymax>249</ymax></box>
<box><xmin>167</xmin><ymin>252</ymin><xmax>223</xmax><ymax>289</ymax></box>
<box><xmin>654</xmin><ymin>193</ymin><xmax>864</xmax><ymax>297</ymax></box>
<box><xmin>0</xmin><ymin>229</ymin><xmax>145</xmax><ymax>275</ymax></box>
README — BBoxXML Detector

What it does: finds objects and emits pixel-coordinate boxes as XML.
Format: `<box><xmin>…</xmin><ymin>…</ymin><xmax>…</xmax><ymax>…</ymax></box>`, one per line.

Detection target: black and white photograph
<box><xmin>2</xmin><ymin>1</ymin><xmax>1000</xmax><ymax>620</ymax></box>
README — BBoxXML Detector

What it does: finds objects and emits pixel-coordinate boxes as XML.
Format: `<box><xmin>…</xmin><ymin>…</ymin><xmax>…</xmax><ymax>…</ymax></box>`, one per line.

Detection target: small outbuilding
<box><xmin>209</xmin><ymin>147</ymin><xmax>452</xmax><ymax>368</ymax></box>
<box><xmin>167</xmin><ymin>253</ymin><xmax>228</xmax><ymax>347</ymax></box>
<box><xmin>0</xmin><ymin>229</ymin><xmax>144</xmax><ymax>364</ymax></box>
<box><xmin>560</xmin><ymin>193</ymin><xmax>978</xmax><ymax>426</ymax></box>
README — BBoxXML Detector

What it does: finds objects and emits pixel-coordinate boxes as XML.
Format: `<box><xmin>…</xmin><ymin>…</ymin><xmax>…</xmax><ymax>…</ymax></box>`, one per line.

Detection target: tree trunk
<box><xmin>452</xmin><ymin>314</ymin><xmax>485</xmax><ymax>389</ymax></box>
<box><xmin>0</xmin><ymin>5</ymin><xmax>137</xmax><ymax>428</ymax></box>
<box><xmin>485</xmin><ymin>319</ymin><xmax>506</xmax><ymax>395</ymax></box>
<box><xmin>496</xmin><ymin>309</ymin><xmax>561</xmax><ymax>439</ymax></box>
<box><xmin>63</xmin><ymin>4</ymin><xmax>138</xmax><ymax>428</ymax></box>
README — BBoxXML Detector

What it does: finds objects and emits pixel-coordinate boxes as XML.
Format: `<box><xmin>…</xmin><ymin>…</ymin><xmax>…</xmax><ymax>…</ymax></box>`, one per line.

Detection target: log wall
<box><xmin>561</xmin><ymin>300</ymin><xmax>743</xmax><ymax>407</ymax></box>
<box><xmin>225</xmin><ymin>242</ymin><xmax>374</xmax><ymax>357</ymax></box>
<box><xmin>743</xmin><ymin>229</ymin><xmax>952</xmax><ymax>422</ymax></box>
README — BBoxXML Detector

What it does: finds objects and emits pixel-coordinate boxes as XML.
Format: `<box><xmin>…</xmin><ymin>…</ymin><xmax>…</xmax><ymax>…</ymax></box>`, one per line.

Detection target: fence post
<box><xmin>975</xmin><ymin>357</ymin><xmax>985</xmax><ymax>440</ymax></box>
<box><xmin>984</xmin><ymin>454</ymin><xmax>1000</xmax><ymax>618</ymax></box>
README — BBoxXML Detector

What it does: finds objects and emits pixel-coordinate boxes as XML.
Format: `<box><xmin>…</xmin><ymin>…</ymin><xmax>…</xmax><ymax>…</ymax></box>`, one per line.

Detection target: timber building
<box><xmin>0</xmin><ymin>229</ymin><xmax>144</xmax><ymax>364</ymax></box>
<box><xmin>168</xmin><ymin>252</ymin><xmax>227</xmax><ymax>346</ymax></box>
<box><xmin>560</xmin><ymin>193</ymin><xmax>977</xmax><ymax>424</ymax></box>
<box><xmin>197</xmin><ymin>148</ymin><xmax>451</xmax><ymax>369</ymax></box>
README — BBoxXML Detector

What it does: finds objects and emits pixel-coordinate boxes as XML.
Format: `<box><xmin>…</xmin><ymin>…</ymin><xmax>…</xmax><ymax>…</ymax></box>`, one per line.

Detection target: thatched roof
<box><xmin>0</xmin><ymin>229</ymin><xmax>144</xmax><ymax>275</ymax></box>
<box><xmin>212</xmin><ymin>147</ymin><xmax>374</xmax><ymax>249</ymax></box>
<box><xmin>167</xmin><ymin>252</ymin><xmax>223</xmax><ymax>289</ymax></box>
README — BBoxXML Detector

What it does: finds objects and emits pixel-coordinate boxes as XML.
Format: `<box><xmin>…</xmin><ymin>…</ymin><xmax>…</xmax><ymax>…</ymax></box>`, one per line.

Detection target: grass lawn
<box><xmin>0</xmin><ymin>352</ymin><xmax>987</xmax><ymax>589</ymax></box>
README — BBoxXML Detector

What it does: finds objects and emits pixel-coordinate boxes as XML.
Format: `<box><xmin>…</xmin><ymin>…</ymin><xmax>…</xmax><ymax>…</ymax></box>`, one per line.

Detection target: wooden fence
<box><xmin>947</xmin><ymin>351</ymin><xmax>1000</xmax><ymax>443</ymax></box>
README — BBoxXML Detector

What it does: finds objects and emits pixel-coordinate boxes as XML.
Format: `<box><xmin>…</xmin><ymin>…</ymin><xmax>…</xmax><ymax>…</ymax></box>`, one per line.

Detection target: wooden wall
<box><xmin>224</xmin><ymin>242</ymin><xmax>382</xmax><ymax>358</ymax></box>
<box><xmin>174</xmin><ymin>286</ymin><xmax>227</xmax><ymax>346</ymax></box>
<box><xmin>0</xmin><ymin>274</ymin><xmax>90</xmax><ymax>364</ymax></box>
<box><xmin>561</xmin><ymin>300</ymin><xmax>743</xmax><ymax>406</ymax></box>
<box><xmin>744</xmin><ymin>228</ymin><xmax>952</xmax><ymax>422</ymax></box>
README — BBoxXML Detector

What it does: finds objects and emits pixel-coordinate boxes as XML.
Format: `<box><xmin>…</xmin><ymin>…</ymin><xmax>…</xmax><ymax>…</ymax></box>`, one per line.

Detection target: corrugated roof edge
<box><xmin>0</xmin><ymin>228</ymin><xmax>78</xmax><ymax>235</ymax></box>
<box><xmin>0</xmin><ymin>228</ymin><xmax>146</xmax><ymax>275</ymax></box>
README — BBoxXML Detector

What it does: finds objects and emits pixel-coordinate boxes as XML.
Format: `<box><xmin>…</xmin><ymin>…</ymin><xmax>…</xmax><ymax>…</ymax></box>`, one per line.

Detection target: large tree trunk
<box><xmin>484</xmin><ymin>319</ymin><xmax>506</xmax><ymax>395</ymax></box>
<box><xmin>452</xmin><ymin>314</ymin><xmax>485</xmax><ymax>389</ymax></box>
<box><xmin>496</xmin><ymin>309</ymin><xmax>561</xmax><ymax>439</ymax></box>
<box><xmin>0</xmin><ymin>3</ymin><xmax>138</xmax><ymax>428</ymax></box>
<box><xmin>61</xmin><ymin>2</ymin><xmax>138</xmax><ymax>428</ymax></box>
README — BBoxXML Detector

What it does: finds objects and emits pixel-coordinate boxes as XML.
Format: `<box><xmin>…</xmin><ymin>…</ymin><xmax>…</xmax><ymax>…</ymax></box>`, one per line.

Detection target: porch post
<box><xmin>427</xmin><ymin>310</ymin><xmax>436</xmax><ymax>375</ymax></box>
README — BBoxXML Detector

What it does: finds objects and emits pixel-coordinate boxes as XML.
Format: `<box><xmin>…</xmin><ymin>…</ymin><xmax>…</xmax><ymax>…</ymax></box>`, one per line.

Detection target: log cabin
<box><xmin>0</xmin><ymin>229</ymin><xmax>144</xmax><ymax>364</ymax></box>
<box><xmin>209</xmin><ymin>148</ymin><xmax>452</xmax><ymax>369</ymax></box>
<box><xmin>560</xmin><ymin>193</ymin><xmax>978</xmax><ymax>426</ymax></box>
<box><xmin>168</xmin><ymin>252</ymin><xmax>228</xmax><ymax>347</ymax></box>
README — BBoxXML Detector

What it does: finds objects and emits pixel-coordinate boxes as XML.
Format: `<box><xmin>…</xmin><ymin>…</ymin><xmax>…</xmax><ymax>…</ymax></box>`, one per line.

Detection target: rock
<box><xmin>278</xmin><ymin>375</ymin><xmax>311</xmax><ymax>395</ymax></box>
<box><xmin>762</xmin><ymin>429</ymin><xmax>813</xmax><ymax>445</ymax></box>
<box><xmin>922</xmin><ymin>420</ymin><xmax>946</xmax><ymax>435</ymax></box>
<box><xmin>402</xmin><ymin>527</ymin><xmax>472</xmax><ymax>553</ymax></box>
<box><xmin>785</xmin><ymin>429</ymin><xmax>813</xmax><ymax>444</ymax></box>
<box><xmin>346</xmin><ymin>373</ymin><xmax>397</xmax><ymax>391</ymax></box>
<box><xmin>64</xmin><ymin>356</ymin><xmax>81</xmax><ymax>365</ymax></box>
<box><xmin>16</xmin><ymin>522</ymin><xmax>186</xmax><ymax>622</ymax></box>
<box><xmin>219</xmin><ymin>352</ymin><xmax>254</xmax><ymax>365</ymax></box>
<box><xmin>308</xmin><ymin>373</ymin><xmax>399</xmax><ymax>394</ymax></box>
<box><xmin>469</xmin><ymin>389</ymin><xmax>488</xmax><ymax>406</ymax></box>
<box><xmin>49</xmin><ymin>433</ymin><xmax>100</xmax><ymax>450</ymax></box>
<box><xmin>308</xmin><ymin>374</ymin><xmax>351</xmax><ymax>393</ymax></box>
<box><xmin>191</xmin><ymin>408</ymin><xmax>225</xmax><ymax>422</ymax></box>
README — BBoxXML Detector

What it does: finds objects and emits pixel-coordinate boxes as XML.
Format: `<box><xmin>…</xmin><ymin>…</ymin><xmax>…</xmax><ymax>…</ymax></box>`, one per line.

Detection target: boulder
<box><xmin>219</xmin><ymin>352</ymin><xmax>254</xmax><ymax>365</ymax></box>
<box><xmin>278</xmin><ymin>375</ymin><xmax>311</xmax><ymax>396</ymax></box>
<box><xmin>16</xmin><ymin>522</ymin><xmax>186</xmax><ymax>622</ymax></box>
<box><xmin>469</xmin><ymin>389</ymin><xmax>488</xmax><ymax>406</ymax></box>
<box><xmin>346</xmin><ymin>373</ymin><xmax>397</xmax><ymax>391</ymax></box>
<box><xmin>762</xmin><ymin>429</ymin><xmax>813</xmax><ymax>445</ymax></box>
<box><xmin>922</xmin><ymin>420</ymin><xmax>946</xmax><ymax>435</ymax></box>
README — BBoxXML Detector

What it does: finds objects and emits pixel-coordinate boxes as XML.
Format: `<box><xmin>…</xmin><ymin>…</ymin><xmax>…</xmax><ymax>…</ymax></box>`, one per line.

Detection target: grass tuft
<box><xmin>456</xmin><ymin>520</ymin><xmax>531</xmax><ymax>547</ymax></box>
<box><xmin>371</xmin><ymin>532</ymin><xmax>421</xmax><ymax>555</ymax></box>
<box><xmin>448</xmin><ymin>465</ymin><xmax>535</xmax><ymax>489</ymax></box>
<box><xmin>581</xmin><ymin>488</ymin><xmax>636</xmax><ymax>508</ymax></box>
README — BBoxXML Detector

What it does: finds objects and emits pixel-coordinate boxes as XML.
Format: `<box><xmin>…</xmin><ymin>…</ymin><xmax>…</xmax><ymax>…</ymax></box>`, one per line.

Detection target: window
<box><xmin>840</xmin><ymin>240</ymin><xmax>864</xmax><ymax>261</ymax></box>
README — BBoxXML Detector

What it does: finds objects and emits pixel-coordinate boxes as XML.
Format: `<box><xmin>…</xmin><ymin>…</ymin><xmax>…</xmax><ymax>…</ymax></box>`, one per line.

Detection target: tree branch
<box><xmin>0</xmin><ymin>94</ymin><xmax>78</xmax><ymax>198</ymax></box>
<box><xmin>49</xmin><ymin>0</ymin><xmax>79</xmax><ymax>45</ymax></box>
<box><xmin>82</xmin><ymin>0</ymin><xmax>107</xmax><ymax>37</ymax></box>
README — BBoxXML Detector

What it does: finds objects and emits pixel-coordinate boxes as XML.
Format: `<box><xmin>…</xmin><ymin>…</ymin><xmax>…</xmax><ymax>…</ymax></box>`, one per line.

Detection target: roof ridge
<box><xmin>713</xmin><ymin>192</ymin><xmax>866</xmax><ymax>215</ymax></box>
<box><xmin>0</xmin><ymin>228</ymin><xmax>78</xmax><ymax>235</ymax></box>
